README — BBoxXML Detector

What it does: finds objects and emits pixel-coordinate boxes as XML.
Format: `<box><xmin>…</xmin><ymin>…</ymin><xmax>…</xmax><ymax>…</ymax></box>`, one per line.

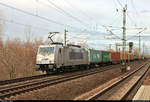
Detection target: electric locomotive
<box><xmin>36</xmin><ymin>43</ymin><xmax>89</xmax><ymax>73</ymax></box>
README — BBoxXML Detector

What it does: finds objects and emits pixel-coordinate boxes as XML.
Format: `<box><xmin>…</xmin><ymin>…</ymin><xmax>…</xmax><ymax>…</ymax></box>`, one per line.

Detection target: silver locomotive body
<box><xmin>36</xmin><ymin>44</ymin><xmax>89</xmax><ymax>72</ymax></box>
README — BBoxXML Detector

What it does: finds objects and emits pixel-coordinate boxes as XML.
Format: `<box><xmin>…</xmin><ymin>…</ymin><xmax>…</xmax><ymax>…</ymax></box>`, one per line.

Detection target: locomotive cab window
<box><xmin>38</xmin><ymin>47</ymin><xmax>54</xmax><ymax>55</ymax></box>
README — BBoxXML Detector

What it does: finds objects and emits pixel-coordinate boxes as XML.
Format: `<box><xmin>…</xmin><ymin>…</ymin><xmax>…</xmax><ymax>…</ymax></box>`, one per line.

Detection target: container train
<box><xmin>35</xmin><ymin>43</ymin><xmax>142</xmax><ymax>73</ymax></box>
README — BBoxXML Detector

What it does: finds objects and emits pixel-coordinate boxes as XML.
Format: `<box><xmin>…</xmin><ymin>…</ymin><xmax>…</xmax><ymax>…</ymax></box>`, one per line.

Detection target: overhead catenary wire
<box><xmin>101</xmin><ymin>0</ymin><xmax>124</xmax><ymax>40</ymax></box>
<box><xmin>63</xmin><ymin>0</ymin><xmax>96</xmax><ymax>24</ymax></box>
<box><xmin>114</xmin><ymin>0</ymin><xmax>137</xmax><ymax>29</ymax></box>
<box><xmin>0</xmin><ymin>1</ymin><xmax>85</xmax><ymax>32</ymax></box>
<box><xmin>0</xmin><ymin>2</ymin><xmax>64</xmax><ymax>26</ymax></box>
<box><xmin>35</xmin><ymin>1</ymin><xmax>78</xmax><ymax>24</ymax></box>
<box><xmin>0</xmin><ymin>17</ymin><xmax>108</xmax><ymax>43</ymax></box>
<box><xmin>36</xmin><ymin>0</ymin><xmax>99</xmax><ymax>33</ymax></box>
<box><xmin>102</xmin><ymin>25</ymin><xmax>122</xmax><ymax>40</ymax></box>
<box><xmin>130</xmin><ymin>0</ymin><xmax>140</xmax><ymax>27</ymax></box>
<box><xmin>36</xmin><ymin>0</ymin><xmax>109</xmax><ymax>32</ymax></box>
<box><xmin>0</xmin><ymin>17</ymin><xmax>95</xmax><ymax>36</ymax></box>
<box><xmin>116</xmin><ymin>0</ymin><xmax>123</xmax><ymax>8</ymax></box>
<box><xmin>113</xmin><ymin>0</ymin><xmax>147</xmax><ymax>42</ymax></box>
<box><xmin>113</xmin><ymin>0</ymin><xmax>119</xmax><ymax>9</ymax></box>
<box><xmin>131</xmin><ymin>0</ymin><xmax>140</xmax><ymax>16</ymax></box>
<box><xmin>0</xmin><ymin>0</ymin><xmax>149</xmax><ymax>50</ymax></box>
<box><xmin>115</xmin><ymin>0</ymin><xmax>137</xmax><ymax>28</ymax></box>
<box><xmin>0</xmin><ymin>17</ymin><xmax>54</xmax><ymax>31</ymax></box>
<box><xmin>124</xmin><ymin>1</ymin><xmax>139</xmax><ymax>27</ymax></box>
<box><xmin>127</xmin><ymin>28</ymin><xmax>147</xmax><ymax>41</ymax></box>
<box><xmin>46</xmin><ymin>0</ymin><xmax>90</xmax><ymax>29</ymax></box>
<box><xmin>64</xmin><ymin>0</ymin><xmax>124</xmax><ymax>31</ymax></box>
<box><xmin>126</xmin><ymin>13</ymin><xmax>137</xmax><ymax>27</ymax></box>
<box><xmin>35</xmin><ymin>0</ymin><xmax>38</xmax><ymax>15</ymax></box>
<box><xmin>47</xmin><ymin>0</ymin><xmax>126</xmax><ymax>32</ymax></box>
<box><xmin>115</xmin><ymin>0</ymin><xmax>138</xmax><ymax>28</ymax></box>
<box><xmin>130</xmin><ymin>0</ymin><xmax>147</xmax><ymax>28</ymax></box>
<box><xmin>126</xmin><ymin>0</ymin><xmax>128</xmax><ymax>6</ymax></box>
<box><xmin>108</xmin><ymin>15</ymin><xmax>122</xmax><ymax>27</ymax></box>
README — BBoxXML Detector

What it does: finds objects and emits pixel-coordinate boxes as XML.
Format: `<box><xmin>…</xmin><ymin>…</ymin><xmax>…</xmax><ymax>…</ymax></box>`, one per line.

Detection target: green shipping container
<box><xmin>101</xmin><ymin>51</ymin><xmax>110</xmax><ymax>63</ymax></box>
<box><xmin>88</xmin><ymin>49</ymin><xmax>102</xmax><ymax>63</ymax></box>
<box><xmin>134</xmin><ymin>55</ymin><xmax>138</xmax><ymax>60</ymax></box>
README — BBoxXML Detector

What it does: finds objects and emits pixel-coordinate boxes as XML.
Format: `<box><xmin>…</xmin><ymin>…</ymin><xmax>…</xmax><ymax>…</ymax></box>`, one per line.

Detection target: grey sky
<box><xmin>0</xmin><ymin>0</ymin><xmax>150</xmax><ymax>51</ymax></box>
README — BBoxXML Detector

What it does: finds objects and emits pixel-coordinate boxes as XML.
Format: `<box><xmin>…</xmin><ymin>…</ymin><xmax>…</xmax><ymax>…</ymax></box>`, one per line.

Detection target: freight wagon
<box><xmin>134</xmin><ymin>54</ymin><xmax>139</xmax><ymax>60</ymax></box>
<box><xmin>110</xmin><ymin>51</ymin><xmax>121</xmax><ymax>64</ymax></box>
<box><xmin>101</xmin><ymin>51</ymin><xmax>110</xmax><ymax>63</ymax></box>
<box><xmin>36</xmin><ymin>43</ymin><xmax>142</xmax><ymax>74</ymax></box>
<box><xmin>138</xmin><ymin>55</ymin><xmax>143</xmax><ymax>60</ymax></box>
<box><xmin>88</xmin><ymin>49</ymin><xmax>102</xmax><ymax>65</ymax></box>
<box><xmin>88</xmin><ymin>49</ymin><xmax>110</xmax><ymax>67</ymax></box>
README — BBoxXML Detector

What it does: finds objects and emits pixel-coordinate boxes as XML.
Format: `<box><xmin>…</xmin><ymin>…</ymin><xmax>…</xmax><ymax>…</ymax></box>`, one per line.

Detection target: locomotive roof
<box><xmin>39</xmin><ymin>44</ymin><xmax>84</xmax><ymax>50</ymax></box>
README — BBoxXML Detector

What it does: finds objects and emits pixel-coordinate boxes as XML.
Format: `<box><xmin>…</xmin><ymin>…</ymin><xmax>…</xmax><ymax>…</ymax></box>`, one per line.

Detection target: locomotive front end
<box><xmin>36</xmin><ymin>45</ymin><xmax>56</xmax><ymax>72</ymax></box>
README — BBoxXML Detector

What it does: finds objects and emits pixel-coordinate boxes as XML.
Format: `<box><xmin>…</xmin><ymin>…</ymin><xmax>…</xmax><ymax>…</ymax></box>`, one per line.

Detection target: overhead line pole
<box><xmin>64</xmin><ymin>29</ymin><xmax>68</xmax><ymax>46</ymax></box>
<box><xmin>122</xmin><ymin>4</ymin><xmax>127</xmax><ymax>72</ymax></box>
<box><xmin>139</xmin><ymin>34</ymin><xmax>141</xmax><ymax>58</ymax></box>
<box><xmin>143</xmin><ymin>42</ymin><xmax>144</xmax><ymax>57</ymax></box>
<box><xmin>137</xmin><ymin>28</ymin><xmax>147</xmax><ymax>59</ymax></box>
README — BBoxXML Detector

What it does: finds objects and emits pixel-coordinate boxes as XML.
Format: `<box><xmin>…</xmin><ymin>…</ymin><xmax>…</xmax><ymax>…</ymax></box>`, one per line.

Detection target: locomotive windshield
<box><xmin>38</xmin><ymin>47</ymin><xmax>54</xmax><ymax>55</ymax></box>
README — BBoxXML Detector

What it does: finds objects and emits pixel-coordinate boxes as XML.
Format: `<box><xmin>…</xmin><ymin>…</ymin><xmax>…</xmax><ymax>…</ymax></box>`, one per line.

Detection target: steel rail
<box><xmin>85</xmin><ymin>63</ymin><xmax>149</xmax><ymax>100</ymax></box>
<box><xmin>0</xmin><ymin>64</ymin><xmax>119</xmax><ymax>99</ymax></box>
<box><xmin>0</xmin><ymin>62</ymin><xmax>119</xmax><ymax>86</ymax></box>
<box><xmin>0</xmin><ymin>74</ymin><xmax>49</xmax><ymax>85</ymax></box>
<box><xmin>0</xmin><ymin>60</ymin><xmax>140</xmax><ymax>86</ymax></box>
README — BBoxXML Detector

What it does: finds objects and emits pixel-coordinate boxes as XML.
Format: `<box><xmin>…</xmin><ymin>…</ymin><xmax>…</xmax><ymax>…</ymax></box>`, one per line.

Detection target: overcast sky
<box><xmin>0</xmin><ymin>0</ymin><xmax>150</xmax><ymax>51</ymax></box>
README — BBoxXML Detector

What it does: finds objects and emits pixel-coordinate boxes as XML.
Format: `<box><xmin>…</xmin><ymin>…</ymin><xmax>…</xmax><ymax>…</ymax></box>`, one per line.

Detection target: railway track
<box><xmin>0</xmin><ymin>64</ymin><xmax>121</xmax><ymax>99</ymax></box>
<box><xmin>74</xmin><ymin>62</ymin><xmax>150</xmax><ymax>100</ymax></box>
<box><xmin>0</xmin><ymin>74</ymin><xmax>50</xmax><ymax>86</ymax></box>
<box><xmin>0</xmin><ymin>61</ymin><xmax>123</xmax><ymax>86</ymax></box>
<box><xmin>0</xmin><ymin>60</ymin><xmax>140</xmax><ymax>86</ymax></box>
